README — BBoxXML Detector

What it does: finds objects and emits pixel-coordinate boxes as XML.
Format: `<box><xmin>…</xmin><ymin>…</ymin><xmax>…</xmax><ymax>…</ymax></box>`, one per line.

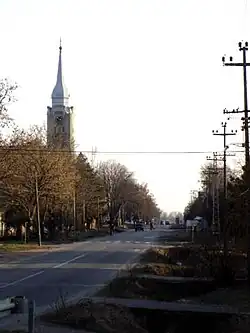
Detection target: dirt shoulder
<box><xmin>0</xmin><ymin>227</ymin><xmax>127</xmax><ymax>263</ymax></box>
<box><xmin>0</xmin><ymin>243</ymin><xmax>54</xmax><ymax>252</ymax></box>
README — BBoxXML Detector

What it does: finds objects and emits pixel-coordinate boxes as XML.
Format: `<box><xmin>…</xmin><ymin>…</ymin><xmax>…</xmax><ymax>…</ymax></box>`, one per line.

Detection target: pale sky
<box><xmin>0</xmin><ymin>0</ymin><xmax>249</xmax><ymax>213</ymax></box>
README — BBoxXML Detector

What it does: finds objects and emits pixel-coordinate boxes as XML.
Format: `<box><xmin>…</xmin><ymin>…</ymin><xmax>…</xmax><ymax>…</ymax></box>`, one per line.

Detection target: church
<box><xmin>47</xmin><ymin>41</ymin><xmax>74</xmax><ymax>151</ymax></box>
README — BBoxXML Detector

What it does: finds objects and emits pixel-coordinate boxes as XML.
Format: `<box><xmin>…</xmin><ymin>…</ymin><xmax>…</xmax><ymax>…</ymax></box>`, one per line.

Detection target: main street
<box><xmin>0</xmin><ymin>226</ymin><xmax>174</xmax><ymax>310</ymax></box>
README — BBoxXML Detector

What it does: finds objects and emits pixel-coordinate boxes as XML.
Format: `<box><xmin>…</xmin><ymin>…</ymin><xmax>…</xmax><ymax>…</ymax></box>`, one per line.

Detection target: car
<box><xmin>135</xmin><ymin>222</ymin><xmax>144</xmax><ymax>231</ymax></box>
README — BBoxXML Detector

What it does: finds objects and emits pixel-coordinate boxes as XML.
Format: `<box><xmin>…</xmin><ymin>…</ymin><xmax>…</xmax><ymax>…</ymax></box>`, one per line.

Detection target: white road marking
<box><xmin>11</xmin><ymin>283</ymin><xmax>106</xmax><ymax>288</ymax></box>
<box><xmin>0</xmin><ymin>253</ymin><xmax>87</xmax><ymax>288</ymax></box>
<box><xmin>0</xmin><ymin>237</ymin><xmax>148</xmax><ymax>289</ymax></box>
<box><xmin>0</xmin><ymin>252</ymin><xmax>50</xmax><ymax>267</ymax></box>
<box><xmin>0</xmin><ymin>270</ymin><xmax>45</xmax><ymax>289</ymax></box>
<box><xmin>54</xmin><ymin>263</ymin><xmax>123</xmax><ymax>269</ymax></box>
<box><xmin>53</xmin><ymin>253</ymin><xmax>86</xmax><ymax>268</ymax></box>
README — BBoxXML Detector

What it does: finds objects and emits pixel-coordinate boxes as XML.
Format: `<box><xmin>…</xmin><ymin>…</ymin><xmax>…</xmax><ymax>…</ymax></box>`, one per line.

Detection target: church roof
<box><xmin>51</xmin><ymin>40</ymin><xmax>70</xmax><ymax>106</ymax></box>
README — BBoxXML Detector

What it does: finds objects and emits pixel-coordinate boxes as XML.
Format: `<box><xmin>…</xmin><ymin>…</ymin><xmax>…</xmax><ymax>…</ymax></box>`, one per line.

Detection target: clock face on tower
<box><xmin>56</xmin><ymin>116</ymin><xmax>63</xmax><ymax>123</ymax></box>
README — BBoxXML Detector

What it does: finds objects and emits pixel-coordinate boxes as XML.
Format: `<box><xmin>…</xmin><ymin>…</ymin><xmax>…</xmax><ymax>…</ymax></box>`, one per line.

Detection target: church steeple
<box><xmin>47</xmin><ymin>40</ymin><xmax>74</xmax><ymax>152</ymax></box>
<box><xmin>51</xmin><ymin>40</ymin><xmax>70</xmax><ymax>107</ymax></box>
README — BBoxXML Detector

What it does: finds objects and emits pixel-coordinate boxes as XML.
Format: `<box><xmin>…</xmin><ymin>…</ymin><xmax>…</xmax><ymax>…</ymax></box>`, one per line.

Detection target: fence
<box><xmin>0</xmin><ymin>296</ymin><xmax>35</xmax><ymax>333</ymax></box>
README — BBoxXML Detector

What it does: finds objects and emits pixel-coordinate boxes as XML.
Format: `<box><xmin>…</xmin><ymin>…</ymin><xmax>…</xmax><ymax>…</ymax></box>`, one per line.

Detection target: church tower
<box><xmin>47</xmin><ymin>41</ymin><xmax>74</xmax><ymax>151</ymax></box>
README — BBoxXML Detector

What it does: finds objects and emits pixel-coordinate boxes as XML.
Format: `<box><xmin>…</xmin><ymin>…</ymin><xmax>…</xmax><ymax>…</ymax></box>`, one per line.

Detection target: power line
<box><xmin>84</xmin><ymin>150</ymin><xmax>243</xmax><ymax>155</ymax></box>
<box><xmin>0</xmin><ymin>148</ymin><xmax>245</xmax><ymax>155</ymax></box>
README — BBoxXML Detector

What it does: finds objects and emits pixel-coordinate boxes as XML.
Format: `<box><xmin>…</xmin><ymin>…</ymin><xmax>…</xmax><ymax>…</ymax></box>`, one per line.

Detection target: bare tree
<box><xmin>97</xmin><ymin>161</ymin><xmax>160</xmax><ymax>224</ymax></box>
<box><xmin>0</xmin><ymin>78</ymin><xmax>17</xmax><ymax>128</ymax></box>
<box><xmin>134</xmin><ymin>183</ymin><xmax>160</xmax><ymax>221</ymax></box>
<box><xmin>0</xmin><ymin>125</ymin><xmax>76</xmax><ymax>238</ymax></box>
<box><xmin>97</xmin><ymin>160</ymin><xmax>133</xmax><ymax>224</ymax></box>
<box><xmin>75</xmin><ymin>153</ymin><xmax>105</xmax><ymax>230</ymax></box>
<box><xmin>0</xmin><ymin>79</ymin><xmax>18</xmax><ymax>190</ymax></box>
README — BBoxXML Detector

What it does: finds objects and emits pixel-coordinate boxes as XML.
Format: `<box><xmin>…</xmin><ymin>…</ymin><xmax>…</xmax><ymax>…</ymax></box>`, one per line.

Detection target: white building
<box><xmin>47</xmin><ymin>41</ymin><xmax>75</xmax><ymax>151</ymax></box>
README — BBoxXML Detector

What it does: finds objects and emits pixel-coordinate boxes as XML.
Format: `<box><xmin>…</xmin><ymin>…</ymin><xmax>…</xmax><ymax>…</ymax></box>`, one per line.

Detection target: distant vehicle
<box><xmin>135</xmin><ymin>222</ymin><xmax>144</xmax><ymax>231</ymax></box>
<box><xmin>160</xmin><ymin>220</ymin><xmax>170</xmax><ymax>226</ymax></box>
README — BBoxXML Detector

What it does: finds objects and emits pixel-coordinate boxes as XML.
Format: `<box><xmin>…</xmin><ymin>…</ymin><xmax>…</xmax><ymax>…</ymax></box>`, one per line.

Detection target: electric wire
<box><xmin>0</xmin><ymin>148</ymin><xmax>244</xmax><ymax>154</ymax></box>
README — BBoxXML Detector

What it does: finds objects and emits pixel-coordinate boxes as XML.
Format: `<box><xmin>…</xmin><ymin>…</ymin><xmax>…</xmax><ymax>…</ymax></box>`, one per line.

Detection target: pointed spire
<box><xmin>51</xmin><ymin>39</ymin><xmax>69</xmax><ymax>106</ymax></box>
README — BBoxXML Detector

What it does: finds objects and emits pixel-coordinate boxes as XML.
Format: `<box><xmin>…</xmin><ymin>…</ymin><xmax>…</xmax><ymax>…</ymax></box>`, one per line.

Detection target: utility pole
<box><xmin>223</xmin><ymin>107</ymin><xmax>248</xmax><ymax>149</ymax></box>
<box><xmin>82</xmin><ymin>199</ymin><xmax>86</xmax><ymax>229</ymax></box>
<box><xmin>35</xmin><ymin>173</ymin><xmax>42</xmax><ymax>247</ymax></box>
<box><xmin>200</xmin><ymin>179</ymin><xmax>211</xmax><ymax>209</ymax></box>
<box><xmin>222</xmin><ymin>42</ymin><xmax>250</xmax><ymax>282</ymax></box>
<box><xmin>206</xmin><ymin>153</ymin><xmax>220</xmax><ymax>230</ymax></box>
<box><xmin>212</xmin><ymin>122</ymin><xmax>237</xmax><ymax>201</ymax></box>
<box><xmin>222</xmin><ymin>42</ymin><xmax>249</xmax><ymax>166</ymax></box>
<box><xmin>73</xmin><ymin>189</ymin><xmax>76</xmax><ymax>231</ymax></box>
<box><xmin>212</xmin><ymin>122</ymin><xmax>236</xmax><ymax>259</ymax></box>
<box><xmin>91</xmin><ymin>146</ymin><xmax>97</xmax><ymax>167</ymax></box>
<box><xmin>190</xmin><ymin>190</ymin><xmax>198</xmax><ymax>202</ymax></box>
<box><xmin>97</xmin><ymin>197</ymin><xmax>100</xmax><ymax>230</ymax></box>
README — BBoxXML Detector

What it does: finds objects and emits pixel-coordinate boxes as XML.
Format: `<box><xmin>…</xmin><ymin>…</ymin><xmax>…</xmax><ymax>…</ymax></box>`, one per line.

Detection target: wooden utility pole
<box><xmin>206</xmin><ymin>153</ymin><xmax>220</xmax><ymax>230</ymax></box>
<box><xmin>82</xmin><ymin>199</ymin><xmax>86</xmax><ymax>229</ymax></box>
<box><xmin>73</xmin><ymin>189</ymin><xmax>76</xmax><ymax>231</ymax></box>
<box><xmin>200</xmin><ymin>179</ymin><xmax>211</xmax><ymax>209</ymax></box>
<box><xmin>91</xmin><ymin>146</ymin><xmax>97</xmax><ymax>167</ymax></box>
<box><xmin>212</xmin><ymin>122</ymin><xmax>237</xmax><ymax>201</ymax></box>
<box><xmin>222</xmin><ymin>41</ymin><xmax>249</xmax><ymax>167</ymax></box>
<box><xmin>35</xmin><ymin>173</ymin><xmax>42</xmax><ymax>246</ymax></box>
<box><xmin>212</xmin><ymin>122</ymin><xmax>236</xmax><ymax>257</ymax></box>
<box><xmin>97</xmin><ymin>197</ymin><xmax>100</xmax><ymax>230</ymax></box>
<box><xmin>190</xmin><ymin>190</ymin><xmax>198</xmax><ymax>202</ymax></box>
<box><xmin>222</xmin><ymin>41</ymin><xmax>250</xmax><ymax>283</ymax></box>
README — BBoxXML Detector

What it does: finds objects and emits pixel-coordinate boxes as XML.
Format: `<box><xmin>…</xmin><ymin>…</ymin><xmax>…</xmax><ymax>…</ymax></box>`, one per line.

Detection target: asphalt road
<box><xmin>0</xmin><ymin>226</ymin><xmax>174</xmax><ymax>310</ymax></box>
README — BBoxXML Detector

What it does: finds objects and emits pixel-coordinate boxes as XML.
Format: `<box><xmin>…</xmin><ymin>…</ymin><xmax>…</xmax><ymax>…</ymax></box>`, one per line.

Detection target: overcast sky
<box><xmin>0</xmin><ymin>0</ymin><xmax>248</xmax><ymax>213</ymax></box>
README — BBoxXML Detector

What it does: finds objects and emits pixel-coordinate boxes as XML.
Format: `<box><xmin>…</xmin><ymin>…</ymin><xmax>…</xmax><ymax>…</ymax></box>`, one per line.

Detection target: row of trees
<box><xmin>161</xmin><ymin>211</ymin><xmax>183</xmax><ymax>222</ymax></box>
<box><xmin>184</xmin><ymin>161</ymin><xmax>247</xmax><ymax>245</ymax></box>
<box><xmin>0</xmin><ymin>79</ymin><xmax>160</xmax><ymax>240</ymax></box>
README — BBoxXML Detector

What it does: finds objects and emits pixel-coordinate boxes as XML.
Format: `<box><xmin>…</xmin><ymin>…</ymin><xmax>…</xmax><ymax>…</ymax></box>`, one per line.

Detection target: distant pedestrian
<box><xmin>109</xmin><ymin>223</ymin><xmax>114</xmax><ymax>235</ymax></box>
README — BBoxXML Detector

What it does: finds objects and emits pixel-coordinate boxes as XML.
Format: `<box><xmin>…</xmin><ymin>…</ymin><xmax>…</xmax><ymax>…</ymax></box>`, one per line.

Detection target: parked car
<box><xmin>135</xmin><ymin>222</ymin><xmax>144</xmax><ymax>231</ymax></box>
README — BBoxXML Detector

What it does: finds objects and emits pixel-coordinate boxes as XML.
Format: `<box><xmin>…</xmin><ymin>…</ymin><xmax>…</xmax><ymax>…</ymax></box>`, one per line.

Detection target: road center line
<box><xmin>53</xmin><ymin>253</ymin><xmax>86</xmax><ymax>268</ymax></box>
<box><xmin>0</xmin><ymin>252</ymin><xmax>50</xmax><ymax>268</ymax></box>
<box><xmin>0</xmin><ymin>270</ymin><xmax>45</xmax><ymax>289</ymax></box>
<box><xmin>0</xmin><ymin>242</ymin><xmax>127</xmax><ymax>289</ymax></box>
<box><xmin>0</xmin><ymin>252</ymin><xmax>88</xmax><ymax>289</ymax></box>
